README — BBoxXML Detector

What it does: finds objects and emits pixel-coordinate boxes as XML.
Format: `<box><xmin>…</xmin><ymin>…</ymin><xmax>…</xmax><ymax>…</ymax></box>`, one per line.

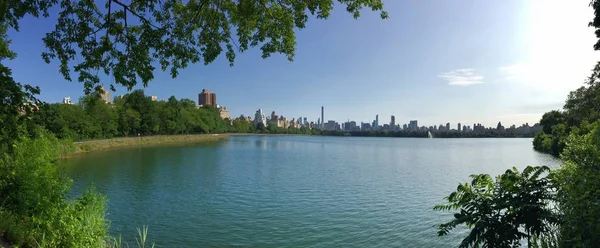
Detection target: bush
<box><xmin>434</xmin><ymin>166</ymin><xmax>559</xmax><ymax>247</ymax></box>
<box><xmin>0</xmin><ymin>130</ymin><xmax>108</xmax><ymax>247</ymax></box>
<box><xmin>552</xmin><ymin>124</ymin><xmax>600</xmax><ymax>247</ymax></box>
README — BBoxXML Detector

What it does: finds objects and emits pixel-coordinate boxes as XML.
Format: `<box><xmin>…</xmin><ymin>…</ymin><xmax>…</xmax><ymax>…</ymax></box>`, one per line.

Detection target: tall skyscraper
<box><xmin>375</xmin><ymin>114</ymin><xmax>379</xmax><ymax>130</ymax></box>
<box><xmin>253</xmin><ymin>109</ymin><xmax>266</xmax><ymax>126</ymax></box>
<box><xmin>458</xmin><ymin>123</ymin><xmax>462</xmax><ymax>132</ymax></box>
<box><xmin>409</xmin><ymin>120</ymin><xmax>418</xmax><ymax>130</ymax></box>
<box><xmin>321</xmin><ymin>106</ymin><xmax>324</xmax><ymax>129</ymax></box>
<box><xmin>198</xmin><ymin>89</ymin><xmax>217</xmax><ymax>106</ymax></box>
<box><xmin>390</xmin><ymin>115</ymin><xmax>396</xmax><ymax>130</ymax></box>
<box><xmin>446</xmin><ymin>122</ymin><xmax>450</xmax><ymax>131</ymax></box>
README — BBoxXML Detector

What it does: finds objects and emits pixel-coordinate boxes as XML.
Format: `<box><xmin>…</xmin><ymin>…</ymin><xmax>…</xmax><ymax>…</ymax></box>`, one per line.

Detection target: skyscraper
<box><xmin>321</xmin><ymin>106</ymin><xmax>324</xmax><ymax>129</ymax></box>
<box><xmin>210</xmin><ymin>92</ymin><xmax>216</xmax><ymax>106</ymax></box>
<box><xmin>253</xmin><ymin>109</ymin><xmax>266</xmax><ymax>127</ymax></box>
<box><xmin>390</xmin><ymin>115</ymin><xmax>396</xmax><ymax>130</ymax></box>
<box><xmin>458</xmin><ymin>123</ymin><xmax>462</xmax><ymax>132</ymax></box>
<box><xmin>446</xmin><ymin>122</ymin><xmax>450</xmax><ymax>131</ymax></box>
<box><xmin>374</xmin><ymin>114</ymin><xmax>379</xmax><ymax>130</ymax></box>
<box><xmin>198</xmin><ymin>89</ymin><xmax>216</xmax><ymax>106</ymax></box>
<box><xmin>409</xmin><ymin>120</ymin><xmax>418</xmax><ymax>130</ymax></box>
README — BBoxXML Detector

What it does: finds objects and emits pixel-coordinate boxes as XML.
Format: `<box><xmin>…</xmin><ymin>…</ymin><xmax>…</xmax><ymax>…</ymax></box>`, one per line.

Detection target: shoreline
<box><xmin>62</xmin><ymin>133</ymin><xmax>532</xmax><ymax>159</ymax></box>
<box><xmin>63</xmin><ymin>133</ymin><xmax>309</xmax><ymax>158</ymax></box>
<box><xmin>65</xmin><ymin>134</ymin><xmax>230</xmax><ymax>158</ymax></box>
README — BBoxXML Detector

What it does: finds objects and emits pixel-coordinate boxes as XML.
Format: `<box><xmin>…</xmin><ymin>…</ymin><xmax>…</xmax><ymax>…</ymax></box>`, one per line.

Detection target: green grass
<box><xmin>66</xmin><ymin>134</ymin><xmax>230</xmax><ymax>157</ymax></box>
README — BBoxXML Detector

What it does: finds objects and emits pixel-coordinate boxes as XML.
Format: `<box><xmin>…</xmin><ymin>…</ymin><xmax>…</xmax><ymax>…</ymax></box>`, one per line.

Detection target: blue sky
<box><xmin>5</xmin><ymin>0</ymin><xmax>599</xmax><ymax>127</ymax></box>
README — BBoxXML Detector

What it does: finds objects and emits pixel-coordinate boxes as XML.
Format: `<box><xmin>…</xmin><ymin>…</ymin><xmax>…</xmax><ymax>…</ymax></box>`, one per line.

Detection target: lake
<box><xmin>60</xmin><ymin>136</ymin><xmax>560</xmax><ymax>247</ymax></box>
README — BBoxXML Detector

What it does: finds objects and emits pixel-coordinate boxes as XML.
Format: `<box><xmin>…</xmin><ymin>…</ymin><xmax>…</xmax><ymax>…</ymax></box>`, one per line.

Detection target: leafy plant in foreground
<box><xmin>434</xmin><ymin>166</ymin><xmax>559</xmax><ymax>248</ymax></box>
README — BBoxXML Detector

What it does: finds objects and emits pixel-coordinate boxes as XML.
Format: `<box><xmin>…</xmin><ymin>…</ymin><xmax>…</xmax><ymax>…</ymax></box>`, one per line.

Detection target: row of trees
<box><xmin>36</xmin><ymin>92</ymin><xmax>542</xmax><ymax>141</ymax></box>
<box><xmin>34</xmin><ymin>90</ymin><xmax>231</xmax><ymax>141</ymax></box>
<box><xmin>31</xmin><ymin>89</ymin><xmax>323</xmax><ymax>141</ymax></box>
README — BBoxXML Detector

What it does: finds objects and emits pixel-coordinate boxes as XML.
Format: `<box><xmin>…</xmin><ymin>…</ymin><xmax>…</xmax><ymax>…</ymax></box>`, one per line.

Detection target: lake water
<box><xmin>60</xmin><ymin>136</ymin><xmax>559</xmax><ymax>247</ymax></box>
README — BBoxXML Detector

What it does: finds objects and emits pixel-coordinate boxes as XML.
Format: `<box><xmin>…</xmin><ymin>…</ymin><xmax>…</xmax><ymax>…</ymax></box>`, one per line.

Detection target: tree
<box><xmin>1</xmin><ymin>0</ymin><xmax>388</xmax><ymax>146</ymax></box>
<box><xmin>434</xmin><ymin>166</ymin><xmax>559</xmax><ymax>248</ymax></box>
<box><xmin>540</xmin><ymin>110</ymin><xmax>564</xmax><ymax>134</ymax></box>
<box><xmin>553</xmin><ymin>123</ymin><xmax>600</xmax><ymax>247</ymax></box>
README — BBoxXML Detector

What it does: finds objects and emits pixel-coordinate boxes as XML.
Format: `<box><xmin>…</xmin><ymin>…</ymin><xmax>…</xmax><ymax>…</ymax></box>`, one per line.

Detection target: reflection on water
<box><xmin>60</xmin><ymin>136</ymin><xmax>559</xmax><ymax>248</ymax></box>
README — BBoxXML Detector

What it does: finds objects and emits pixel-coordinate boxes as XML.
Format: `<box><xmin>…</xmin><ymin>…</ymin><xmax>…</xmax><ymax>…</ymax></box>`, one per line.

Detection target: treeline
<box><xmin>533</xmin><ymin>62</ymin><xmax>600</xmax><ymax>156</ymax></box>
<box><xmin>32</xmin><ymin>89</ymin><xmax>321</xmax><ymax>141</ymax></box>
<box><xmin>34</xmin><ymin>90</ymin><xmax>229</xmax><ymax>140</ymax></box>
<box><xmin>320</xmin><ymin>129</ymin><xmax>537</xmax><ymax>138</ymax></box>
<box><xmin>432</xmin><ymin>129</ymin><xmax>537</xmax><ymax>138</ymax></box>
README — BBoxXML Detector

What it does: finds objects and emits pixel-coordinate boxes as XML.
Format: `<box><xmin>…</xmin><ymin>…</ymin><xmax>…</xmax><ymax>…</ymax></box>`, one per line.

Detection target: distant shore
<box><xmin>65</xmin><ymin>134</ymin><xmax>230</xmax><ymax>158</ymax></box>
<box><xmin>63</xmin><ymin>133</ymin><xmax>311</xmax><ymax>158</ymax></box>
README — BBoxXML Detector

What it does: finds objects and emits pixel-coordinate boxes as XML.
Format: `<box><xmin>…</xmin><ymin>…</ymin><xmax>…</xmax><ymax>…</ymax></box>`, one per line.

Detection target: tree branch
<box><xmin>111</xmin><ymin>0</ymin><xmax>161</xmax><ymax>29</ymax></box>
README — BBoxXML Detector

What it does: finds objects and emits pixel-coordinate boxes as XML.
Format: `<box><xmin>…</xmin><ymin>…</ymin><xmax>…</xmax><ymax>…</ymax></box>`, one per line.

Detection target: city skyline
<box><xmin>56</xmin><ymin>90</ymin><xmax>543</xmax><ymax>129</ymax></box>
<box><xmin>6</xmin><ymin>1</ymin><xmax>598</xmax><ymax>127</ymax></box>
<box><xmin>240</xmin><ymin>105</ymin><xmax>539</xmax><ymax>132</ymax></box>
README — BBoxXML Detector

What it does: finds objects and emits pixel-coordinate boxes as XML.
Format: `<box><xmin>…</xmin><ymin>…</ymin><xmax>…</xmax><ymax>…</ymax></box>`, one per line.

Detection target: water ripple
<box><xmin>61</xmin><ymin>136</ymin><xmax>561</xmax><ymax>247</ymax></box>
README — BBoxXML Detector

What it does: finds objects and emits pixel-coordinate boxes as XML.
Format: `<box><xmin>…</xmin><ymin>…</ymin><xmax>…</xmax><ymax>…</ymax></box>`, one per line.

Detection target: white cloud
<box><xmin>438</xmin><ymin>68</ymin><xmax>485</xmax><ymax>86</ymax></box>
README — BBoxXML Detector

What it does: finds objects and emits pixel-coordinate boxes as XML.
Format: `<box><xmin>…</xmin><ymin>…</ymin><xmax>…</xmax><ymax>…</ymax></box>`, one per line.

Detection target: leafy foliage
<box><xmin>33</xmin><ymin>90</ymin><xmax>230</xmax><ymax>140</ymax></box>
<box><xmin>552</xmin><ymin>123</ymin><xmax>600</xmax><ymax>247</ymax></box>
<box><xmin>533</xmin><ymin>61</ymin><xmax>600</xmax><ymax>156</ymax></box>
<box><xmin>434</xmin><ymin>166</ymin><xmax>559</xmax><ymax>248</ymax></box>
<box><xmin>0</xmin><ymin>129</ymin><xmax>108</xmax><ymax>247</ymax></box>
<box><xmin>35</xmin><ymin>0</ymin><xmax>388</xmax><ymax>93</ymax></box>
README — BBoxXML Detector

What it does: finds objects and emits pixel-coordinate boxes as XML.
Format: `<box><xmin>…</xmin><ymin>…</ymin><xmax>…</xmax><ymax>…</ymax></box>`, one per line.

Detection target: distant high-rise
<box><xmin>210</xmin><ymin>92</ymin><xmax>216</xmax><ymax>106</ymax></box>
<box><xmin>98</xmin><ymin>85</ymin><xmax>111</xmax><ymax>104</ymax></box>
<box><xmin>374</xmin><ymin>114</ymin><xmax>379</xmax><ymax>130</ymax></box>
<box><xmin>321</xmin><ymin>106</ymin><xmax>324</xmax><ymax>129</ymax></box>
<box><xmin>253</xmin><ymin>109</ymin><xmax>266</xmax><ymax>127</ymax></box>
<box><xmin>458</xmin><ymin>123</ymin><xmax>461</xmax><ymax>132</ymax></box>
<box><xmin>409</xmin><ymin>120</ymin><xmax>418</xmax><ymax>130</ymax></box>
<box><xmin>390</xmin><ymin>115</ymin><xmax>396</xmax><ymax>130</ymax></box>
<box><xmin>446</xmin><ymin>122</ymin><xmax>450</xmax><ymax>131</ymax></box>
<box><xmin>361</xmin><ymin>122</ymin><xmax>372</xmax><ymax>131</ymax></box>
<box><xmin>198</xmin><ymin>89</ymin><xmax>217</xmax><ymax>106</ymax></box>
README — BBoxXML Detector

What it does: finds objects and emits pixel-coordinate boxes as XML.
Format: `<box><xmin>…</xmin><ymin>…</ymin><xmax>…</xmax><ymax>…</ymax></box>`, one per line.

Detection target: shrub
<box><xmin>0</xmin><ymin>130</ymin><xmax>108</xmax><ymax>247</ymax></box>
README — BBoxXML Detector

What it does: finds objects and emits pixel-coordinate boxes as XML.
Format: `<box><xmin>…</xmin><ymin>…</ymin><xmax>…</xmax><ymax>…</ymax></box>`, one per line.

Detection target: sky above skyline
<box><xmin>5</xmin><ymin>0</ymin><xmax>600</xmax><ymax>127</ymax></box>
